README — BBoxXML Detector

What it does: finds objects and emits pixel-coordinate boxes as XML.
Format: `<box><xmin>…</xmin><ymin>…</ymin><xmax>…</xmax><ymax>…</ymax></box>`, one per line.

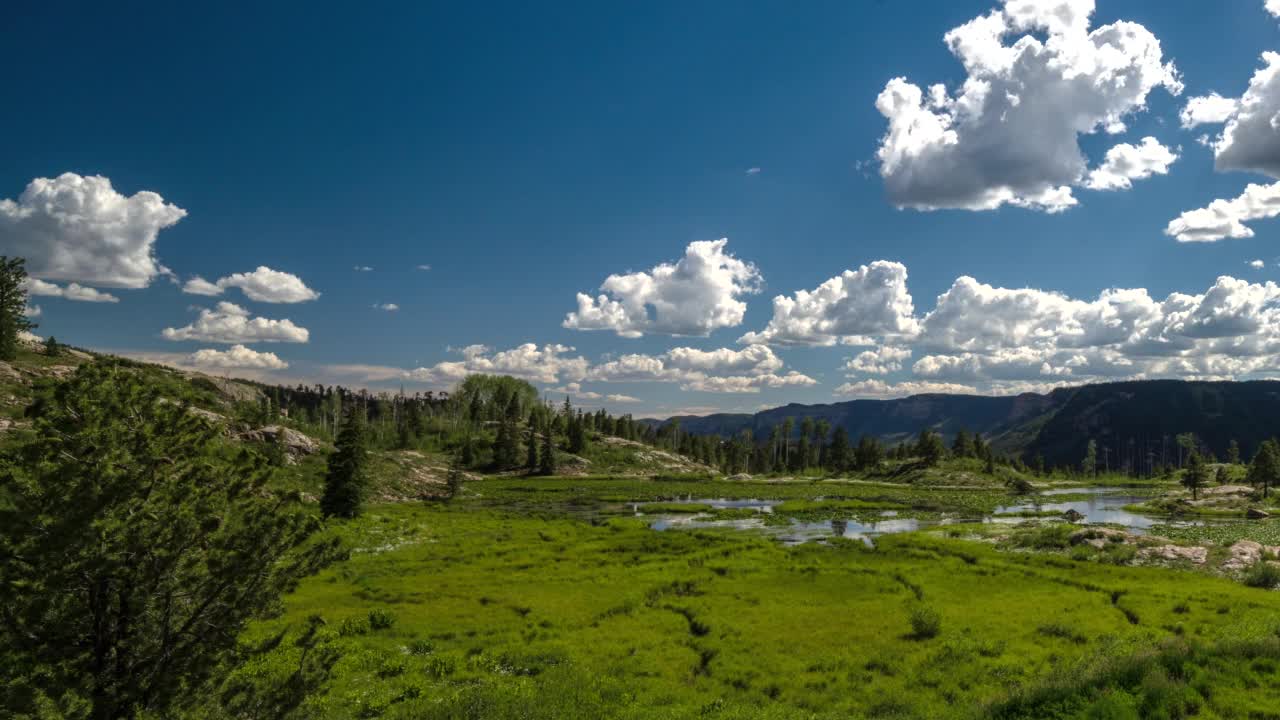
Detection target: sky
<box><xmin>4</xmin><ymin>0</ymin><xmax>1280</xmax><ymax>418</ymax></box>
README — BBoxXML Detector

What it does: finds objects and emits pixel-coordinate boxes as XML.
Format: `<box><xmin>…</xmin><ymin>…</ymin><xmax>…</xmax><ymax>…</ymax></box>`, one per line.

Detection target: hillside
<box><xmin>649</xmin><ymin>379</ymin><xmax>1280</xmax><ymax>468</ymax></box>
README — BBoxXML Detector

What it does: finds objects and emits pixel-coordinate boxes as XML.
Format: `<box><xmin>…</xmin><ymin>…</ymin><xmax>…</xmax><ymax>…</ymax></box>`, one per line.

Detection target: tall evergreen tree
<box><xmin>1248</xmin><ymin>439</ymin><xmax>1280</xmax><ymax>499</ymax></box>
<box><xmin>827</xmin><ymin>427</ymin><xmax>851</xmax><ymax>473</ymax></box>
<box><xmin>539</xmin><ymin>419</ymin><xmax>556</xmax><ymax>476</ymax></box>
<box><xmin>446</xmin><ymin>453</ymin><xmax>465</xmax><ymax>500</ymax></box>
<box><xmin>1227</xmin><ymin>439</ymin><xmax>1241</xmax><ymax>465</ymax></box>
<box><xmin>917</xmin><ymin>429</ymin><xmax>945</xmax><ymax>467</ymax></box>
<box><xmin>1182</xmin><ymin>450</ymin><xmax>1208</xmax><ymax>500</ymax></box>
<box><xmin>1082</xmin><ymin>439</ymin><xmax>1098</xmax><ymax>477</ymax></box>
<box><xmin>526</xmin><ymin>425</ymin><xmax>539</xmax><ymax>472</ymax></box>
<box><xmin>0</xmin><ymin>256</ymin><xmax>35</xmax><ymax>361</ymax></box>
<box><xmin>321</xmin><ymin>403</ymin><xmax>369</xmax><ymax>518</ymax></box>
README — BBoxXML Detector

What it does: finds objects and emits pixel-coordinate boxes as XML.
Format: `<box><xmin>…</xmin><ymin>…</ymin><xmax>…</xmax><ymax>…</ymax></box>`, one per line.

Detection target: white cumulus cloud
<box><xmin>1083</xmin><ymin>137</ymin><xmax>1178</xmax><ymax>191</ymax></box>
<box><xmin>843</xmin><ymin>346</ymin><xmax>912</xmax><ymax>375</ymax></box>
<box><xmin>182</xmin><ymin>266</ymin><xmax>319</xmax><ymax>303</ymax></box>
<box><xmin>0</xmin><ymin>173</ymin><xmax>186</xmax><ymax>288</ymax></box>
<box><xmin>564</xmin><ymin>239</ymin><xmax>762</xmax><ymax>337</ymax></box>
<box><xmin>405</xmin><ymin>343</ymin><xmax>589</xmax><ymax>386</ymax></box>
<box><xmin>24</xmin><ymin>278</ymin><xmax>119</xmax><ymax>303</ymax></box>
<box><xmin>739</xmin><ymin>261</ymin><xmax>919</xmax><ymax>346</ymax></box>
<box><xmin>162</xmin><ymin>302</ymin><xmax>310</xmax><ymax>344</ymax></box>
<box><xmin>1169</xmin><ymin>51</ymin><xmax>1280</xmax><ymax>241</ymax></box>
<box><xmin>586</xmin><ymin>344</ymin><xmax>815</xmax><ymax>394</ymax></box>
<box><xmin>875</xmin><ymin>0</ymin><xmax>1181</xmax><ymax>212</ymax></box>
<box><xmin>188</xmin><ymin>344</ymin><xmax>289</xmax><ymax>370</ymax></box>
<box><xmin>835</xmin><ymin>379</ymin><xmax>978</xmax><ymax>399</ymax></box>
<box><xmin>1166</xmin><ymin>180</ymin><xmax>1280</xmax><ymax>242</ymax></box>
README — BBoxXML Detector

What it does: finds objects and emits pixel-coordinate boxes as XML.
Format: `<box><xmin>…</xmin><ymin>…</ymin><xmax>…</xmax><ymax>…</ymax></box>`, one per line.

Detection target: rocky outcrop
<box><xmin>0</xmin><ymin>361</ymin><xmax>23</xmax><ymax>383</ymax></box>
<box><xmin>1069</xmin><ymin>527</ymin><xmax>1128</xmax><ymax>546</ymax></box>
<box><xmin>1221</xmin><ymin>540</ymin><xmax>1280</xmax><ymax>572</ymax></box>
<box><xmin>1203</xmin><ymin>484</ymin><xmax>1253</xmax><ymax>497</ymax></box>
<box><xmin>1139</xmin><ymin>545</ymin><xmax>1208</xmax><ymax>565</ymax></box>
<box><xmin>1247</xmin><ymin>508</ymin><xmax>1271</xmax><ymax>519</ymax></box>
<box><xmin>239</xmin><ymin>425</ymin><xmax>321</xmax><ymax>457</ymax></box>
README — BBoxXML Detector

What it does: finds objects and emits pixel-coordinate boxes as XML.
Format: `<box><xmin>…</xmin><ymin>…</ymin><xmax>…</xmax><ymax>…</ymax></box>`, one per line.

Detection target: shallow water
<box><xmin>640</xmin><ymin>487</ymin><xmax>1228</xmax><ymax>544</ymax></box>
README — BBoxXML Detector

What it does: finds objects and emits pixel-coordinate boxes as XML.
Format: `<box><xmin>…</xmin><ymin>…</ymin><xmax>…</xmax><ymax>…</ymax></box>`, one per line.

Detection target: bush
<box><xmin>908</xmin><ymin>604</ymin><xmax>942</xmax><ymax>639</ymax></box>
<box><xmin>338</xmin><ymin>616</ymin><xmax>370</xmax><ymax>637</ymax></box>
<box><xmin>368</xmin><ymin>608</ymin><xmax>397</xmax><ymax>631</ymax></box>
<box><xmin>1242</xmin><ymin>560</ymin><xmax>1280</xmax><ymax>589</ymax></box>
<box><xmin>406</xmin><ymin>638</ymin><xmax>435</xmax><ymax>655</ymax></box>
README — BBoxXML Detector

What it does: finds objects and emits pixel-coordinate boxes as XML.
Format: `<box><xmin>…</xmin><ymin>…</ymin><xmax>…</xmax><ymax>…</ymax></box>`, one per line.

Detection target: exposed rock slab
<box><xmin>1139</xmin><ymin>545</ymin><xmax>1208</xmax><ymax>565</ymax></box>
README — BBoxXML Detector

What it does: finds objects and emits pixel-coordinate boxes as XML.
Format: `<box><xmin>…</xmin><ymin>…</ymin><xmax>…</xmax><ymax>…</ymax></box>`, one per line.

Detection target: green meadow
<box><xmin>224</xmin><ymin>478</ymin><xmax>1280</xmax><ymax>720</ymax></box>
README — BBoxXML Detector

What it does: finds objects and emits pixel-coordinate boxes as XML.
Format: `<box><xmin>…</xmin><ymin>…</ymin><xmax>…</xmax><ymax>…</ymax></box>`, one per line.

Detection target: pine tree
<box><xmin>1248</xmin><ymin>439</ymin><xmax>1280</xmax><ymax>499</ymax></box>
<box><xmin>952</xmin><ymin>429</ymin><xmax>972</xmax><ymax>458</ymax></box>
<box><xmin>1182</xmin><ymin>450</ymin><xmax>1208</xmax><ymax>500</ymax></box>
<box><xmin>44</xmin><ymin>335</ymin><xmax>60</xmax><ymax>357</ymax></box>
<box><xmin>321</xmin><ymin>403</ymin><xmax>369</xmax><ymax>518</ymax></box>
<box><xmin>917</xmin><ymin>430</ymin><xmax>945</xmax><ymax>467</ymax></box>
<box><xmin>0</xmin><ymin>361</ymin><xmax>336</xmax><ymax>719</ymax></box>
<box><xmin>0</xmin><ymin>256</ymin><xmax>36</xmax><ymax>361</ymax></box>
<box><xmin>568</xmin><ymin>410</ymin><xmax>587</xmax><ymax>454</ymax></box>
<box><xmin>494</xmin><ymin>395</ymin><xmax>521</xmax><ymax>468</ymax></box>
<box><xmin>1228</xmin><ymin>439</ymin><xmax>1241</xmax><ymax>465</ymax></box>
<box><xmin>1082</xmin><ymin>439</ymin><xmax>1098</xmax><ymax>477</ymax></box>
<box><xmin>446</xmin><ymin>454</ymin><xmax>465</xmax><ymax>500</ymax></box>
<box><xmin>539</xmin><ymin>419</ymin><xmax>556</xmax><ymax>476</ymax></box>
<box><xmin>461</xmin><ymin>434</ymin><xmax>476</xmax><ymax>466</ymax></box>
<box><xmin>854</xmin><ymin>435</ymin><xmax>884</xmax><ymax>471</ymax></box>
<box><xmin>526</xmin><ymin>425</ymin><xmax>539</xmax><ymax>472</ymax></box>
<box><xmin>827</xmin><ymin>427</ymin><xmax>851</xmax><ymax>473</ymax></box>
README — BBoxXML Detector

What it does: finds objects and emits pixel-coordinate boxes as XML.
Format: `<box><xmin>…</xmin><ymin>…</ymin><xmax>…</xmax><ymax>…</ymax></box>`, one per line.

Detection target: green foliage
<box><xmin>321</xmin><ymin>403</ymin><xmax>369</xmax><ymax>518</ymax></box>
<box><xmin>539</xmin><ymin>421</ymin><xmax>556</xmax><ymax>476</ymax></box>
<box><xmin>0</xmin><ymin>361</ymin><xmax>337</xmax><ymax>719</ymax></box>
<box><xmin>367</xmin><ymin>608</ymin><xmax>397</xmax><ymax>631</ymax></box>
<box><xmin>917</xmin><ymin>430</ymin><xmax>946</xmax><ymax>468</ymax></box>
<box><xmin>1242</xmin><ymin>559</ymin><xmax>1280</xmax><ymax>589</ymax></box>
<box><xmin>1180</xmin><ymin>451</ymin><xmax>1208</xmax><ymax>500</ymax></box>
<box><xmin>1083</xmin><ymin>439</ymin><xmax>1098</xmax><ymax>477</ymax></box>
<box><xmin>907</xmin><ymin>603</ymin><xmax>942</xmax><ymax>639</ymax></box>
<box><xmin>0</xmin><ymin>256</ymin><xmax>35</xmax><ymax>361</ymax></box>
<box><xmin>1248</xmin><ymin>439</ymin><xmax>1280</xmax><ymax>498</ymax></box>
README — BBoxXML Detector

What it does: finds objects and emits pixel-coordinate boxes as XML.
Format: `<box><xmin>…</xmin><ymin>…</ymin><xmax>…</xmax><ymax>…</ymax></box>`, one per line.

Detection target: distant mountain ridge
<box><xmin>644</xmin><ymin>380</ymin><xmax>1280</xmax><ymax>469</ymax></box>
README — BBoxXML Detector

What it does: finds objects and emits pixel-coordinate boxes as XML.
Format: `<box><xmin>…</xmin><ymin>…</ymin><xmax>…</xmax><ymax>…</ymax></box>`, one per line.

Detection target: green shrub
<box><xmin>424</xmin><ymin>654</ymin><xmax>457</xmax><ymax>678</ymax></box>
<box><xmin>1242</xmin><ymin>560</ymin><xmax>1280</xmax><ymax>589</ymax></box>
<box><xmin>1038</xmin><ymin>622</ymin><xmax>1088</xmax><ymax>644</ymax></box>
<box><xmin>406</xmin><ymin>638</ymin><xmax>435</xmax><ymax>655</ymax></box>
<box><xmin>338</xmin><ymin>616</ymin><xmax>370</xmax><ymax>637</ymax></box>
<box><xmin>908</xmin><ymin>604</ymin><xmax>942</xmax><ymax>640</ymax></box>
<box><xmin>368</xmin><ymin>608</ymin><xmax>397</xmax><ymax>631</ymax></box>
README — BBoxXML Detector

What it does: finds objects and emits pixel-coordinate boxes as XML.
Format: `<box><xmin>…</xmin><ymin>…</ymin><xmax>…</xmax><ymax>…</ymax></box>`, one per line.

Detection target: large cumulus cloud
<box><xmin>0</xmin><ymin>173</ymin><xmax>186</xmax><ymax>288</ymax></box>
<box><xmin>564</xmin><ymin>239</ymin><xmax>761</xmax><ymax>337</ymax></box>
<box><xmin>876</xmin><ymin>0</ymin><xmax>1180</xmax><ymax>212</ymax></box>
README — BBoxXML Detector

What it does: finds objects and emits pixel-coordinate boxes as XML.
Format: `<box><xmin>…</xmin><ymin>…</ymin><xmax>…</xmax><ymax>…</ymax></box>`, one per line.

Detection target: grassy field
<box><xmin>228</xmin><ymin>479</ymin><xmax>1280</xmax><ymax>720</ymax></box>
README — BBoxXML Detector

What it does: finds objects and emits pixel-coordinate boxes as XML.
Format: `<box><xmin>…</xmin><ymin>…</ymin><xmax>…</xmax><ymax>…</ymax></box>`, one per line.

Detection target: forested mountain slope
<box><xmin>650</xmin><ymin>380</ymin><xmax>1280</xmax><ymax>468</ymax></box>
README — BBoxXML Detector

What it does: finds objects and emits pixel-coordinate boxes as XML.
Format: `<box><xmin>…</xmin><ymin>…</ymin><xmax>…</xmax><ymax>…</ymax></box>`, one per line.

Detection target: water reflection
<box><xmin>640</xmin><ymin>487</ymin><xmax>1219</xmax><ymax>544</ymax></box>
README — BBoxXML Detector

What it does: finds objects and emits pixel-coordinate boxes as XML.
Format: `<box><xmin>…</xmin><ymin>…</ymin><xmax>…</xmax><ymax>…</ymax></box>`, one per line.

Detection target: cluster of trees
<box><xmin>1072</xmin><ymin>433</ymin><xmax>1256</xmax><ymax>480</ymax></box>
<box><xmin>639</xmin><ymin>416</ymin><xmax>1018</xmax><ymax>477</ymax></box>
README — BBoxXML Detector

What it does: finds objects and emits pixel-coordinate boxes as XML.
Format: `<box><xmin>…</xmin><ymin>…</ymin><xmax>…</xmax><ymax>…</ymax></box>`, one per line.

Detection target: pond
<box><xmin>637</xmin><ymin>488</ymin><xmax>1228</xmax><ymax>545</ymax></box>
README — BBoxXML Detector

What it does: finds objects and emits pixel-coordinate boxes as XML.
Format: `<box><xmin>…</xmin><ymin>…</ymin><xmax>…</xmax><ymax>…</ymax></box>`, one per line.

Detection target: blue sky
<box><xmin>4</xmin><ymin>0</ymin><xmax>1280</xmax><ymax>417</ymax></box>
